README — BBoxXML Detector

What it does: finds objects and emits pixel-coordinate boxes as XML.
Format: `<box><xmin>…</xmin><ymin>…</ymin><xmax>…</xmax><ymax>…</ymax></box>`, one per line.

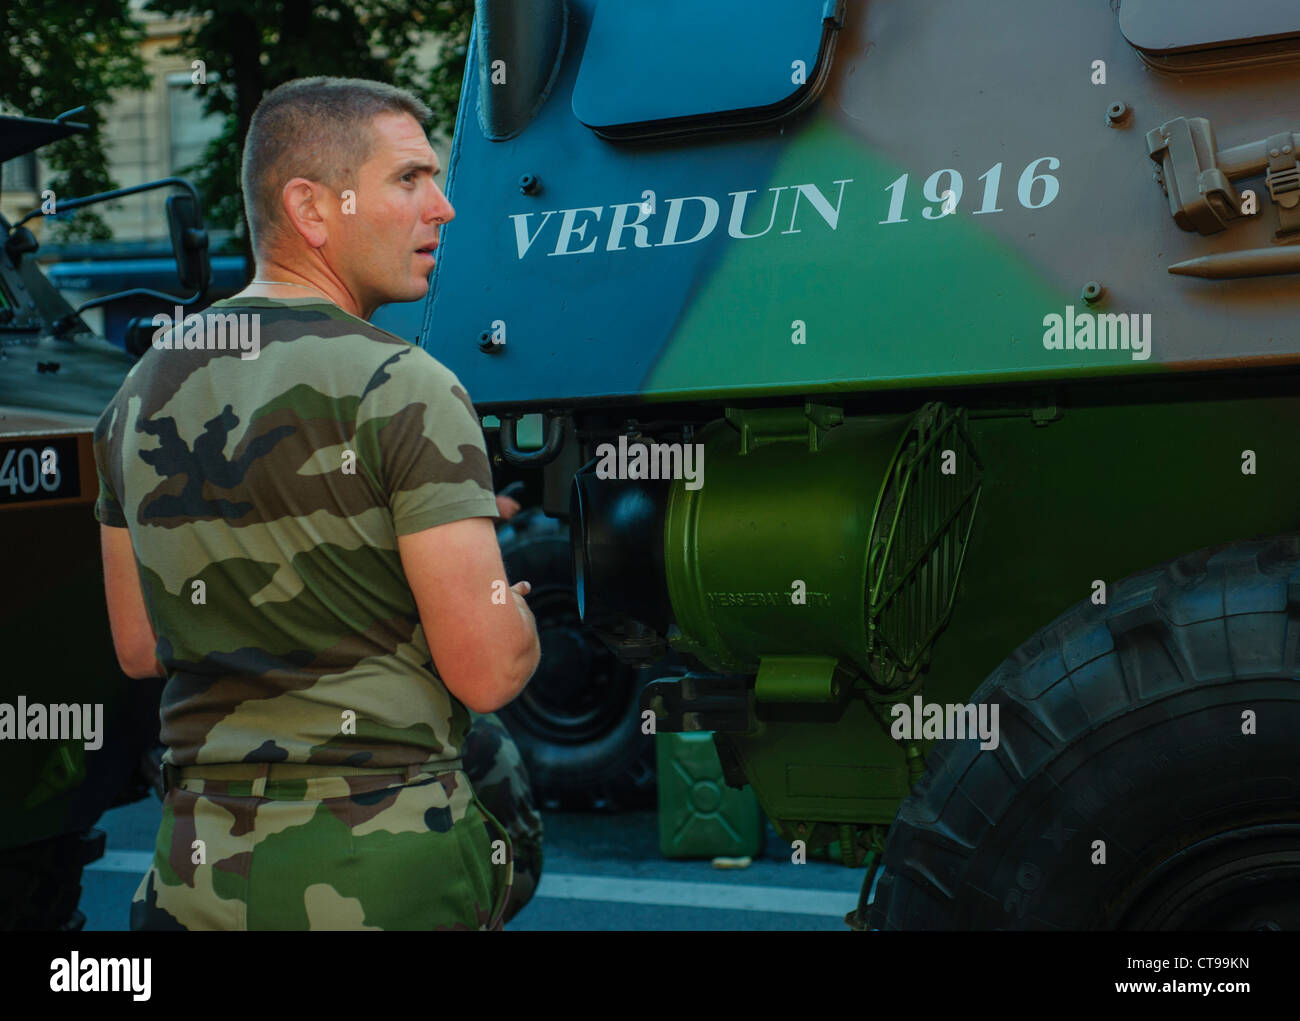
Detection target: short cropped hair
<box><xmin>240</xmin><ymin>76</ymin><xmax>433</xmax><ymax>254</ymax></box>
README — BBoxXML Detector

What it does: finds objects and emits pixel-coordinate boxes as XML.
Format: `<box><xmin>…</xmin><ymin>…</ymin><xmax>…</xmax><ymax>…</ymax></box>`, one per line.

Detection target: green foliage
<box><xmin>415</xmin><ymin>1</ymin><xmax>476</xmax><ymax>134</ymax></box>
<box><xmin>0</xmin><ymin>0</ymin><xmax>150</xmax><ymax>241</ymax></box>
<box><xmin>143</xmin><ymin>0</ymin><xmax>476</xmax><ymax>262</ymax></box>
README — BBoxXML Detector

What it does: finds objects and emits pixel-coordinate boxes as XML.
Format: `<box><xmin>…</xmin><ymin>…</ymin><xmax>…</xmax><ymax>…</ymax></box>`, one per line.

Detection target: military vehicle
<box><xmin>0</xmin><ymin>109</ymin><xmax>213</xmax><ymax>929</ymax></box>
<box><xmin>374</xmin><ymin>0</ymin><xmax>1300</xmax><ymax>929</ymax></box>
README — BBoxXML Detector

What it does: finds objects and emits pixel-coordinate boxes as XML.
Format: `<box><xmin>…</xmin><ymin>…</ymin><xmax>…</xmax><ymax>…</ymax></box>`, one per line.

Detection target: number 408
<box><xmin>0</xmin><ymin>446</ymin><xmax>61</xmax><ymax>495</ymax></box>
<box><xmin>879</xmin><ymin>156</ymin><xmax>1061</xmax><ymax>223</ymax></box>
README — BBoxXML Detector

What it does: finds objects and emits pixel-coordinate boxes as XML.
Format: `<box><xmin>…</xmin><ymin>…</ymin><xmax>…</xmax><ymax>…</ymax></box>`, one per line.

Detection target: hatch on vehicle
<box><xmin>572</xmin><ymin>0</ymin><xmax>845</xmax><ymax>140</ymax></box>
<box><xmin>1120</xmin><ymin>0</ymin><xmax>1300</xmax><ymax>71</ymax></box>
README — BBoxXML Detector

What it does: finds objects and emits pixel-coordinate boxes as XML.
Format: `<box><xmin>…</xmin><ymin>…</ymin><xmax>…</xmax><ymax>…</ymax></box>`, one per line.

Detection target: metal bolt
<box><xmin>1106</xmin><ymin>101</ymin><xmax>1130</xmax><ymax>127</ymax></box>
<box><xmin>1270</xmin><ymin>148</ymin><xmax>1281</xmax><ymax>158</ymax></box>
<box><xmin>518</xmin><ymin>174</ymin><xmax>540</xmax><ymax>195</ymax></box>
<box><xmin>1285</xmin><ymin>145</ymin><xmax>1294</xmax><ymax>155</ymax></box>
<box><xmin>1081</xmin><ymin>280</ymin><xmax>1105</xmax><ymax>305</ymax></box>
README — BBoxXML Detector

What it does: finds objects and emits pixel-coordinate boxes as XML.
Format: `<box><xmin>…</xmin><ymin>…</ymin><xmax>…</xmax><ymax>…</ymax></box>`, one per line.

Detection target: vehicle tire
<box><xmin>868</xmin><ymin>533</ymin><xmax>1300</xmax><ymax>930</ymax></box>
<box><xmin>496</xmin><ymin>507</ymin><xmax>657</xmax><ymax>810</ymax></box>
<box><xmin>0</xmin><ymin>828</ymin><xmax>105</xmax><ymax>931</ymax></box>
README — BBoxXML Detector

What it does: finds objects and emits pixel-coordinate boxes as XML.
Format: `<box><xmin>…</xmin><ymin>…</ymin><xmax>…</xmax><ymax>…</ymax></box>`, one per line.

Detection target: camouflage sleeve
<box><xmin>92</xmin><ymin>400</ymin><xmax>127</xmax><ymax>527</ymax></box>
<box><xmin>357</xmin><ymin>346</ymin><xmax>499</xmax><ymax>535</ymax></box>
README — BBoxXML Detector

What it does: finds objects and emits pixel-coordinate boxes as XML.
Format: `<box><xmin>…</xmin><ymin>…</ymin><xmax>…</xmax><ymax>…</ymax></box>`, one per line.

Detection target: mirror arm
<box><xmin>13</xmin><ymin>176</ymin><xmax>201</xmax><ymax>229</ymax></box>
<box><xmin>28</xmin><ymin>177</ymin><xmax>209</xmax><ymax>336</ymax></box>
<box><xmin>51</xmin><ymin>285</ymin><xmax>206</xmax><ymax>335</ymax></box>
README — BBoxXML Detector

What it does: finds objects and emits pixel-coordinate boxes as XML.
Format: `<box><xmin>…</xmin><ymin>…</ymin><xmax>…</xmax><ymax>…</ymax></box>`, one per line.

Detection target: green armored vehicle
<box><xmin>373</xmin><ymin>0</ymin><xmax>1300</xmax><ymax>928</ymax></box>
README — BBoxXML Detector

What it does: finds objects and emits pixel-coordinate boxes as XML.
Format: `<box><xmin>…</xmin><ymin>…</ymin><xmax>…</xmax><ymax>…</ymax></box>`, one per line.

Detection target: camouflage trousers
<box><xmin>130</xmin><ymin>712</ymin><xmax>542</xmax><ymax>930</ymax></box>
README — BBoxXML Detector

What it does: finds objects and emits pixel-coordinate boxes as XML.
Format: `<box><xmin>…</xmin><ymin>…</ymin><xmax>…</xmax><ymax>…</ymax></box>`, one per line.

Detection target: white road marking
<box><xmin>535</xmin><ymin>874</ymin><xmax>856</xmax><ymax>916</ymax></box>
<box><xmin>87</xmin><ymin>852</ymin><xmax>859</xmax><ymax>917</ymax></box>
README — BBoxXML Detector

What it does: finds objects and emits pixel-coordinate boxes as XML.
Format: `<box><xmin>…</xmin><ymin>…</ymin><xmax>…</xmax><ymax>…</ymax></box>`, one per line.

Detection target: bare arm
<box><xmin>99</xmin><ymin>523</ymin><xmax>165</xmax><ymax>679</ymax></box>
<box><xmin>398</xmin><ymin>516</ymin><xmax>541</xmax><ymax>713</ymax></box>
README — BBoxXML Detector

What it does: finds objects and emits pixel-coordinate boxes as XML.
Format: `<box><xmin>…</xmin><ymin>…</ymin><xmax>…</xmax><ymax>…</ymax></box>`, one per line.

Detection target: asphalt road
<box><xmin>80</xmin><ymin>795</ymin><xmax>868</xmax><ymax>931</ymax></box>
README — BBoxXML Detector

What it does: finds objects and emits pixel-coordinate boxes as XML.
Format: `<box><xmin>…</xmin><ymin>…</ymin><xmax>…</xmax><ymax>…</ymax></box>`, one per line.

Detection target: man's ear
<box><xmin>280</xmin><ymin>177</ymin><xmax>330</xmax><ymax>249</ymax></box>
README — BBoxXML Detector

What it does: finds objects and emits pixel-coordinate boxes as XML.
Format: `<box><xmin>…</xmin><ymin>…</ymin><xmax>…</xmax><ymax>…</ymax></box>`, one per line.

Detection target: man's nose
<box><xmin>429</xmin><ymin>183</ymin><xmax>455</xmax><ymax>225</ymax></box>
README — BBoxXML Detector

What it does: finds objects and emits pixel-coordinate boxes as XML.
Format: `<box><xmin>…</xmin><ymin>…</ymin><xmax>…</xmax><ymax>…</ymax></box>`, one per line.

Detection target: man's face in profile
<box><xmin>328</xmin><ymin>111</ymin><xmax>454</xmax><ymax>316</ymax></box>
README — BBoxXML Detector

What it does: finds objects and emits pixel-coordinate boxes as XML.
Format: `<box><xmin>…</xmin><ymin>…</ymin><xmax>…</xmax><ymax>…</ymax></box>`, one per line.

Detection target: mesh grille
<box><xmin>865</xmin><ymin>404</ymin><xmax>982</xmax><ymax>690</ymax></box>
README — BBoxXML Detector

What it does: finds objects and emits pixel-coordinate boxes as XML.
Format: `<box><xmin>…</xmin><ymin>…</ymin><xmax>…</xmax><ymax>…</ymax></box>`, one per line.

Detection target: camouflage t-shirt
<box><xmin>93</xmin><ymin>295</ymin><xmax>500</xmax><ymax>770</ymax></box>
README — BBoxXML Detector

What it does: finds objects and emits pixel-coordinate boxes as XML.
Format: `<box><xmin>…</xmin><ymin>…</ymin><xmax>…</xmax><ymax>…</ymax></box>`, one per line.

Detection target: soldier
<box><xmin>93</xmin><ymin>76</ymin><xmax>541</xmax><ymax>930</ymax></box>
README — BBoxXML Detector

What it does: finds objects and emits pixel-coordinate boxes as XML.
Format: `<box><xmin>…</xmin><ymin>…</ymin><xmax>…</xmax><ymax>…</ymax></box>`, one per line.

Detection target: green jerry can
<box><xmin>656</xmin><ymin>731</ymin><xmax>765</xmax><ymax>859</ymax></box>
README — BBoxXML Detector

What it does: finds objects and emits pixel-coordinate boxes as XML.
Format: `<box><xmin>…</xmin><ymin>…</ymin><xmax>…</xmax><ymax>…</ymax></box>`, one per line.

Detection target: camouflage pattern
<box><xmin>131</xmin><ymin>762</ymin><xmax>512</xmax><ymax>930</ymax></box>
<box><xmin>128</xmin><ymin>711</ymin><xmax>543</xmax><ymax>930</ymax></box>
<box><xmin>464</xmin><ymin>711</ymin><xmax>543</xmax><ymax>922</ymax></box>
<box><xmin>378</xmin><ymin>0</ymin><xmax>1300</xmax><ymax>403</ymax></box>
<box><xmin>92</xmin><ymin>294</ymin><xmax>499</xmax><ymax>770</ymax></box>
<box><xmin>95</xmin><ymin>294</ymin><xmax>511</xmax><ymax>929</ymax></box>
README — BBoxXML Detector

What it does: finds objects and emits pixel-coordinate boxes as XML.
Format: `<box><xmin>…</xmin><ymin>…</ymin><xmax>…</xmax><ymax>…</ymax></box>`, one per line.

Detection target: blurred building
<box><xmin>3</xmin><ymin>0</ymin><xmax>449</xmax><ymax>344</ymax></box>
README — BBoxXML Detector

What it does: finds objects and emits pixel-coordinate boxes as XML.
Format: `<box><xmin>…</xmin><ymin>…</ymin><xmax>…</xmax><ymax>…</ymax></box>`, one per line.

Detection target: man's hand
<box><xmin>496</xmin><ymin>493</ymin><xmax>522</xmax><ymax>520</ymax></box>
<box><xmin>510</xmin><ymin>579</ymin><xmax>533</xmax><ymax>623</ymax></box>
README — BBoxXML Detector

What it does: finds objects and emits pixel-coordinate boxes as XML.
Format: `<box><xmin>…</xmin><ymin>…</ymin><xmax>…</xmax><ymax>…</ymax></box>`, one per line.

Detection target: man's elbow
<box><xmin>116</xmin><ymin>647</ymin><xmax>162</xmax><ymax>679</ymax></box>
<box><xmin>458</xmin><ymin>637</ymin><xmax>541</xmax><ymax>714</ymax></box>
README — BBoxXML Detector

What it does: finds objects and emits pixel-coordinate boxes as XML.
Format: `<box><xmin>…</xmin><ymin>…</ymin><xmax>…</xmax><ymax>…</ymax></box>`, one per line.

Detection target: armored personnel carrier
<box><xmin>375</xmin><ymin>0</ymin><xmax>1300</xmax><ymax>928</ymax></box>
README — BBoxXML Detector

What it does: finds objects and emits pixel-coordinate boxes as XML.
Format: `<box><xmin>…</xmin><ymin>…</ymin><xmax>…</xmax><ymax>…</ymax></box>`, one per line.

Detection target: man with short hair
<box><xmin>94</xmin><ymin>76</ymin><xmax>541</xmax><ymax>930</ymax></box>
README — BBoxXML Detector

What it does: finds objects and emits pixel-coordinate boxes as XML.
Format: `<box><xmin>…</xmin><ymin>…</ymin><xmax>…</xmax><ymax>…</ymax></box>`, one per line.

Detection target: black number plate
<box><xmin>0</xmin><ymin>436</ymin><xmax>80</xmax><ymax>505</ymax></box>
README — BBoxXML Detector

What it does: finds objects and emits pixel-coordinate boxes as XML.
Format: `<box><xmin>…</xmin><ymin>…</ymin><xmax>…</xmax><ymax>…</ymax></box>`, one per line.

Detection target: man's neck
<box><xmin>237</xmin><ymin>257</ymin><xmax>372</xmax><ymax>320</ymax></box>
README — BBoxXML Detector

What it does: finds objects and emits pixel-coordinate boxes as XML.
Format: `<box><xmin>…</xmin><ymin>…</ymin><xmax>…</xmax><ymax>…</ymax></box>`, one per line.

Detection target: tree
<box><xmin>142</xmin><ymin>0</ymin><xmax>476</xmax><ymax>269</ymax></box>
<box><xmin>0</xmin><ymin>0</ymin><xmax>150</xmax><ymax>242</ymax></box>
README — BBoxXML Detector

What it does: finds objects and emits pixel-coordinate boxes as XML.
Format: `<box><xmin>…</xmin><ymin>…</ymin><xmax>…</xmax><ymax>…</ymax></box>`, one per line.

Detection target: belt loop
<box><xmin>250</xmin><ymin>762</ymin><xmax>270</xmax><ymax>798</ymax></box>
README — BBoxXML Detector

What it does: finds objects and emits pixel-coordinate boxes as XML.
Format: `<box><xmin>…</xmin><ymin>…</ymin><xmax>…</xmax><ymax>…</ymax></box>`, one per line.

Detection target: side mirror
<box><xmin>165</xmin><ymin>192</ymin><xmax>210</xmax><ymax>295</ymax></box>
<box><xmin>3</xmin><ymin>226</ymin><xmax>38</xmax><ymax>266</ymax></box>
<box><xmin>44</xmin><ymin>178</ymin><xmax>213</xmax><ymax>335</ymax></box>
<box><xmin>124</xmin><ymin>316</ymin><xmax>157</xmax><ymax>359</ymax></box>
